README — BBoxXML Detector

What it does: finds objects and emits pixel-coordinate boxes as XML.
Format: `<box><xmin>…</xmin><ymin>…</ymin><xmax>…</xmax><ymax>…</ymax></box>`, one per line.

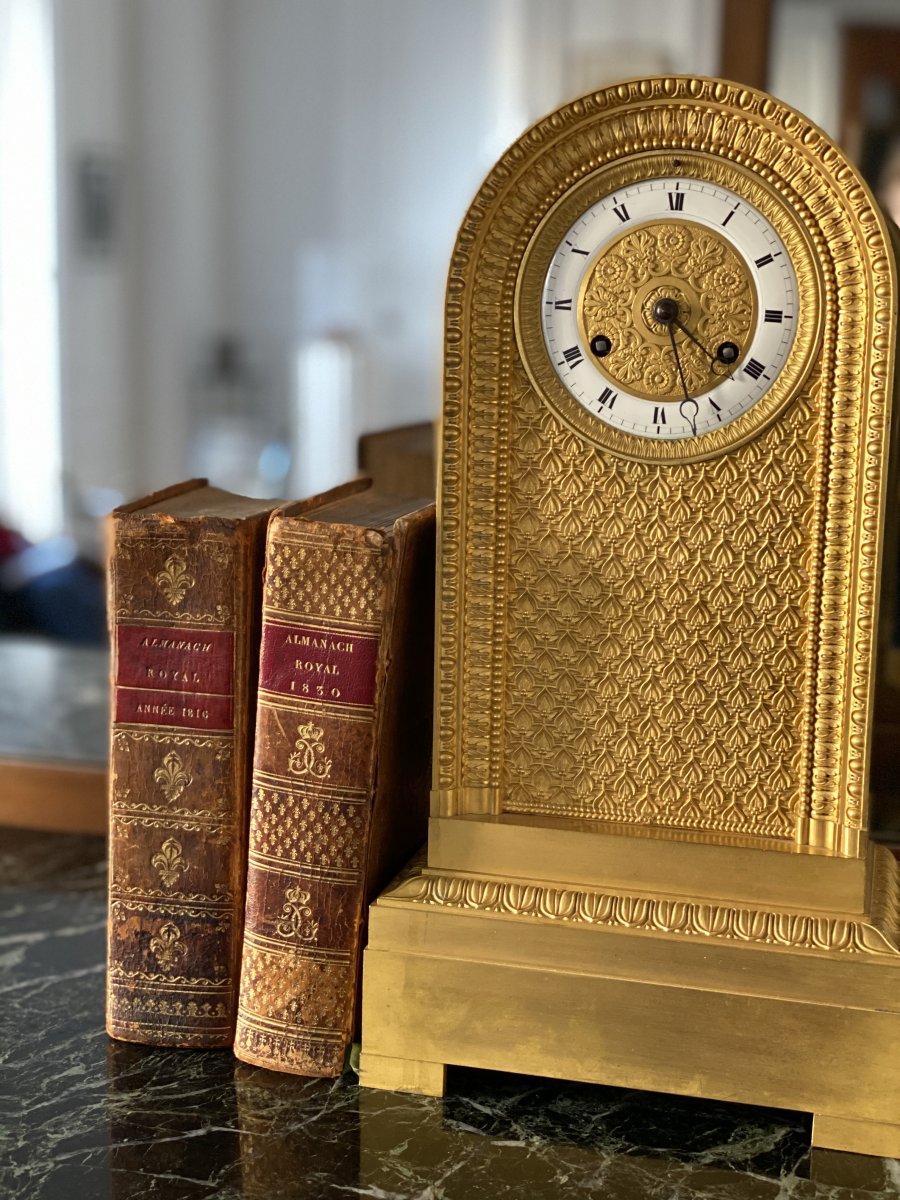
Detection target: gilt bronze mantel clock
<box><xmin>359</xmin><ymin>77</ymin><xmax>900</xmax><ymax>1158</ymax></box>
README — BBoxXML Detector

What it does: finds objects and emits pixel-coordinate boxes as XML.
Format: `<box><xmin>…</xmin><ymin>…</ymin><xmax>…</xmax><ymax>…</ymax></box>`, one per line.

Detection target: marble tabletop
<box><xmin>0</xmin><ymin>636</ymin><xmax>108</xmax><ymax>764</ymax></box>
<box><xmin>1</xmin><ymin>826</ymin><xmax>898</xmax><ymax>1200</ymax></box>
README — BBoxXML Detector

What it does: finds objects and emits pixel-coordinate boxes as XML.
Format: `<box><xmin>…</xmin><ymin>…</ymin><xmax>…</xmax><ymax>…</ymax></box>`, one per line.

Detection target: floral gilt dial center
<box><xmin>578</xmin><ymin>220</ymin><xmax>756</xmax><ymax>402</ymax></box>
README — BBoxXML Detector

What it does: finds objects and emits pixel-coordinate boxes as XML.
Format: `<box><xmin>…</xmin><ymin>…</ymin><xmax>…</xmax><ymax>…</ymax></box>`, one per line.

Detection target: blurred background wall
<box><xmin>3</xmin><ymin>0</ymin><xmax>900</xmax><ymax>579</ymax></box>
<box><xmin>5</xmin><ymin>0</ymin><xmax>900</xmax><ymax>831</ymax></box>
<box><xmin>3</xmin><ymin>0</ymin><xmax>722</xmax><ymax>559</ymax></box>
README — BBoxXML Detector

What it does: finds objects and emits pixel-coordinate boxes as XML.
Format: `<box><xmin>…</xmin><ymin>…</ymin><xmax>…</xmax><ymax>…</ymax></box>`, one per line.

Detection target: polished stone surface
<box><xmin>1</xmin><ymin>826</ymin><xmax>899</xmax><ymax>1200</ymax></box>
<box><xmin>0</xmin><ymin>636</ymin><xmax>108</xmax><ymax>764</ymax></box>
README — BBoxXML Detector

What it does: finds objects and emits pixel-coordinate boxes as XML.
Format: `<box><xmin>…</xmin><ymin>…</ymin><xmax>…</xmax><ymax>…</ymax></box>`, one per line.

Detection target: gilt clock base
<box><xmin>359</xmin><ymin>850</ymin><xmax>900</xmax><ymax>1160</ymax></box>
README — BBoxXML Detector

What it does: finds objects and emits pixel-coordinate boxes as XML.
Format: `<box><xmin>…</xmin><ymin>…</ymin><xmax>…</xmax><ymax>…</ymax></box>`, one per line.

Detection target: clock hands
<box><xmin>679</xmin><ymin>397</ymin><xmax>699</xmax><ymax>436</ymax></box>
<box><xmin>673</xmin><ymin>318</ymin><xmax>740</xmax><ymax>372</ymax></box>
<box><xmin>654</xmin><ymin>299</ymin><xmax>698</xmax><ymax>435</ymax></box>
<box><xmin>651</xmin><ymin>296</ymin><xmax>745</xmax><ymax>435</ymax></box>
<box><xmin>653</xmin><ymin>299</ymin><xmax>741</xmax><ymax>371</ymax></box>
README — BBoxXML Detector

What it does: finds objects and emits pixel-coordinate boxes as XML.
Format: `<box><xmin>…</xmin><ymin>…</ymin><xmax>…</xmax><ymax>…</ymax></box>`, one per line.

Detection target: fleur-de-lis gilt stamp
<box><xmin>151</xmin><ymin>837</ymin><xmax>186</xmax><ymax>888</ymax></box>
<box><xmin>275</xmin><ymin>885</ymin><xmax>319</xmax><ymax>942</ymax></box>
<box><xmin>154</xmin><ymin>553</ymin><xmax>195</xmax><ymax>606</ymax></box>
<box><xmin>150</xmin><ymin>921</ymin><xmax>186</xmax><ymax>969</ymax></box>
<box><xmin>153</xmin><ymin>751</ymin><xmax>192</xmax><ymax>802</ymax></box>
<box><xmin>287</xmin><ymin>722</ymin><xmax>332</xmax><ymax>779</ymax></box>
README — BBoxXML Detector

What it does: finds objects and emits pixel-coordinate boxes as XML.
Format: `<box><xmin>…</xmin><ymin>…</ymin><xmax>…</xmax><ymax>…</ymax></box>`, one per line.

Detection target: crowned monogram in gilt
<box><xmin>287</xmin><ymin>722</ymin><xmax>332</xmax><ymax>779</ymax></box>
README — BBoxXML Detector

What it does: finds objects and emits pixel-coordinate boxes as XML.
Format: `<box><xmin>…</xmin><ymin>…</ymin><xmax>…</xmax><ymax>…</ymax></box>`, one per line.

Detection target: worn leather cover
<box><xmin>234</xmin><ymin>484</ymin><xmax>435</xmax><ymax>1075</ymax></box>
<box><xmin>106</xmin><ymin>480</ymin><xmax>276</xmax><ymax>1047</ymax></box>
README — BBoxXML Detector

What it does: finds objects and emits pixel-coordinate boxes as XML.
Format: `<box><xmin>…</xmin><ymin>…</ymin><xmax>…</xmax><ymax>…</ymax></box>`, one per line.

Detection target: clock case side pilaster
<box><xmin>810</xmin><ymin>181</ymin><xmax>900</xmax><ymax>856</ymax></box>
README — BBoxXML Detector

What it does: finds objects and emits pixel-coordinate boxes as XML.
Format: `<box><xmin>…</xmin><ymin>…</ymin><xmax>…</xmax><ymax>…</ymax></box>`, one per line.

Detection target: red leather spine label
<box><xmin>259</xmin><ymin>619</ymin><xmax>379</xmax><ymax>708</ymax></box>
<box><xmin>114</xmin><ymin>688</ymin><xmax>233</xmax><ymax>730</ymax></box>
<box><xmin>114</xmin><ymin>624</ymin><xmax>234</xmax><ymax>730</ymax></box>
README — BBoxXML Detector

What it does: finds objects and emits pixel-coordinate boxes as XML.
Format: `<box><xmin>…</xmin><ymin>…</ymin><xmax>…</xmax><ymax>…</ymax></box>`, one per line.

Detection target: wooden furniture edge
<box><xmin>0</xmin><ymin>758</ymin><xmax>107</xmax><ymax>835</ymax></box>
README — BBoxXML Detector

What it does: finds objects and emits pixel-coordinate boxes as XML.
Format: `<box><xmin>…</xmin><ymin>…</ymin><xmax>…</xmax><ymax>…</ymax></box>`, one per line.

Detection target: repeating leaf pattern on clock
<box><xmin>501</xmin><ymin>364</ymin><xmax>818</xmax><ymax>838</ymax></box>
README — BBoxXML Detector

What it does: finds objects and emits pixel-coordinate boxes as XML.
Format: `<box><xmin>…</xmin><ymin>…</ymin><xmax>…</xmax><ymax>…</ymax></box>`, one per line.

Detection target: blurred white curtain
<box><xmin>0</xmin><ymin>0</ymin><xmax>61</xmax><ymax>542</ymax></box>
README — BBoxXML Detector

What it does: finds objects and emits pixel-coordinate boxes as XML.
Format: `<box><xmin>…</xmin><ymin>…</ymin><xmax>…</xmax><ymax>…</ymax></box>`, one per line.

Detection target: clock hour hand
<box><xmin>672</xmin><ymin>317</ymin><xmax>740</xmax><ymax>370</ymax></box>
<box><xmin>672</xmin><ymin>317</ymin><xmax>715</xmax><ymax>363</ymax></box>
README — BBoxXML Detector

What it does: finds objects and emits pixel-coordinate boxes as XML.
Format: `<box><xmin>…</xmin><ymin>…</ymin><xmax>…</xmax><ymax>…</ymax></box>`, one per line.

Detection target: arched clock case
<box><xmin>359</xmin><ymin>77</ymin><xmax>900</xmax><ymax>1159</ymax></box>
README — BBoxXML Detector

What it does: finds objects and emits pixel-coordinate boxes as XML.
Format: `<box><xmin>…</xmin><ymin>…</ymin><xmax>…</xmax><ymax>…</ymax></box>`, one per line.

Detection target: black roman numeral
<box><xmin>653</xmin><ymin>407</ymin><xmax>667</xmax><ymax>425</ymax></box>
<box><xmin>598</xmin><ymin>387</ymin><xmax>617</xmax><ymax>409</ymax></box>
<box><xmin>612</xmin><ymin>204</ymin><xmax>630</xmax><ymax>223</ymax></box>
<box><xmin>709</xmin><ymin>398</ymin><xmax>722</xmax><ymax>421</ymax></box>
<box><xmin>721</xmin><ymin>204</ymin><xmax>739</xmax><ymax>227</ymax></box>
<box><xmin>668</xmin><ymin>192</ymin><xmax>685</xmax><ymax>211</ymax></box>
<box><xmin>554</xmin><ymin>299</ymin><xmax>573</xmax><ymax>310</ymax></box>
<box><xmin>565</xmin><ymin>241</ymin><xmax>590</xmax><ymax>255</ymax></box>
<box><xmin>743</xmin><ymin>358</ymin><xmax>765</xmax><ymax>380</ymax></box>
<box><xmin>764</xmin><ymin>309</ymin><xmax>784</xmax><ymax>323</ymax></box>
<box><xmin>560</xmin><ymin>345</ymin><xmax>583</xmax><ymax>368</ymax></box>
<box><xmin>755</xmin><ymin>253</ymin><xmax>775</xmax><ymax>268</ymax></box>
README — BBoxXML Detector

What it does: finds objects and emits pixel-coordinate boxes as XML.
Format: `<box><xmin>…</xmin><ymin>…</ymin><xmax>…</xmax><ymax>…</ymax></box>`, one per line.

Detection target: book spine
<box><xmin>106</xmin><ymin>512</ymin><xmax>262</xmax><ymax>1047</ymax></box>
<box><xmin>234</xmin><ymin>517</ymin><xmax>390</xmax><ymax>1075</ymax></box>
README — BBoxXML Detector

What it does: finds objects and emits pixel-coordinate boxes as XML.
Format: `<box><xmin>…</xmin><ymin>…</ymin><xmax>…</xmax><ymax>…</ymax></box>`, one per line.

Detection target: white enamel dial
<box><xmin>540</xmin><ymin>176</ymin><xmax>799</xmax><ymax>441</ymax></box>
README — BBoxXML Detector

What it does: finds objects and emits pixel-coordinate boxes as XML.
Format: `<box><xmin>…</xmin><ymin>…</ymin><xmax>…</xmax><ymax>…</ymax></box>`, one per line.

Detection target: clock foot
<box><xmin>358</xmin><ymin>1050</ymin><xmax>447</xmax><ymax>1097</ymax></box>
<box><xmin>812</xmin><ymin>1113</ymin><xmax>900</xmax><ymax>1160</ymax></box>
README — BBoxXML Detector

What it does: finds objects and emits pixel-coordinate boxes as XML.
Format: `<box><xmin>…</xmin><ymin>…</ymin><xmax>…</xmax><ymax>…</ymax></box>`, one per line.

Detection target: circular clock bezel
<box><xmin>514</xmin><ymin>150</ymin><xmax>824</xmax><ymax>463</ymax></box>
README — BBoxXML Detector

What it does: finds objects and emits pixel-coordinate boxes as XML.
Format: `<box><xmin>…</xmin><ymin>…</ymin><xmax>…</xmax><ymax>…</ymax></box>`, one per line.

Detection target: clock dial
<box><xmin>541</xmin><ymin>178</ymin><xmax>797</xmax><ymax>440</ymax></box>
<box><xmin>515</xmin><ymin>152</ymin><xmax>822</xmax><ymax>463</ymax></box>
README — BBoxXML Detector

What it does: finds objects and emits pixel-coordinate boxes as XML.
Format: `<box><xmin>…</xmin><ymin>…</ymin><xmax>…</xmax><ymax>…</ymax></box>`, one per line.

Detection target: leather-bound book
<box><xmin>234</xmin><ymin>480</ymin><xmax>435</xmax><ymax>1075</ymax></box>
<box><xmin>106</xmin><ymin>480</ymin><xmax>278</xmax><ymax>1048</ymax></box>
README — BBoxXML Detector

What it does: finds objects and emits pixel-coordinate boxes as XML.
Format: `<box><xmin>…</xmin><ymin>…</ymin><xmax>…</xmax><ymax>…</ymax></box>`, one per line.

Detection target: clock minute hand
<box><xmin>672</xmin><ymin>317</ymin><xmax>716</xmax><ymax>364</ymax></box>
<box><xmin>672</xmin><ymin>317</ymin><xmax>741</xmax><ymax>370</ymax></box>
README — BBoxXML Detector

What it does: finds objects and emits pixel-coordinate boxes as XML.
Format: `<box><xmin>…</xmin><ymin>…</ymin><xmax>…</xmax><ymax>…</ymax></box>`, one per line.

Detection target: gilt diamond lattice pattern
<box><xmin>266</xmin><ymin>539</ymin><xmax>383</xmax><ymax>626</ymax></box>
<box><xmin>250</xmin><ymin>786</ymin><xmax>366</xmax><ymax>873</ymax></box>
<box><xmin>501</xmin><ymin>369</ymin><xmax>819</xmax><ymax>839</ymax></box>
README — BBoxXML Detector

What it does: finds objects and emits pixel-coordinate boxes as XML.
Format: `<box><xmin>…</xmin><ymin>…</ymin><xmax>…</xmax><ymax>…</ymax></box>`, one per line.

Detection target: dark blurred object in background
<box><xmin>358</xmin><ymin>423</ymin><xmax>436</xmax><ymax>499</ymax></box>
<box><xmin>0</xmin><ymin>523</ymin><xmax>105</xmax><ymax>645</ymax></box>
<box><xmin>841</xmin><ymin>24</ymin><xmax>900</xmax><ymax>226</ymax></box>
